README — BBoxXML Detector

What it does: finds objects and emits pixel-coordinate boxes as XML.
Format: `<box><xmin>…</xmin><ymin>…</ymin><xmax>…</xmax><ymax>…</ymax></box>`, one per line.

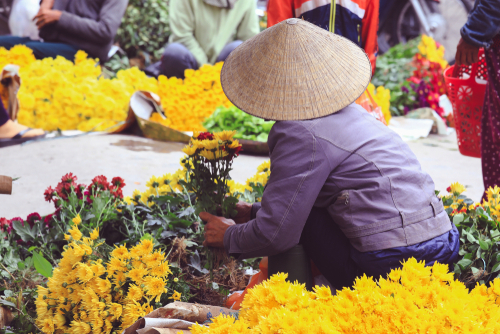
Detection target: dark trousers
<box><xmin>0</xmin><ymin>98</ymin><xmax>8</xmax><ymax>127</ymax></box>
<box><xmin>299</xmin><ymin>207</ymin><xmax>363</xmax><ymax>289</ymax></box>
<box><xmin>299</xmin><ymin>207</ymin><xmax>459</xmax><ymax>290</ymax></box>
<box><xmin>0</xmin><ymin>36</ymin><xmax>79</xmax><ymax>61</ymax></box>
<box><xmin>159</xmin><ymin>41</ymin><xmax>243</xmax><ymax>79</ymax></box>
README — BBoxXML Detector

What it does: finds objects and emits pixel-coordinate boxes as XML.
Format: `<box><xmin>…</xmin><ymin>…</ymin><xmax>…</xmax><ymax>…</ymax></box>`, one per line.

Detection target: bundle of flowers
<box><xmin>127</xmin><ymin>157</ymin><xmax>270</xmax><ymax>208</ymax></box>
<box><xmin>35</xmin><ymin>228</ymin><xmax>173</xmax><ymax>334</ymax></box>
<box><xmin>372</xmin><ymin>35</ymin><xmax>448</xmax><ymax>117</ymax></box>
<box><xmin>192</xmin><ymin>259</ymin><xmax>500</xmax><ymax>334</ymax></box>
<box><xmin>154</xmin><ymin>64</ymin><xmax>232</xmax><ymax>132</ymax></box>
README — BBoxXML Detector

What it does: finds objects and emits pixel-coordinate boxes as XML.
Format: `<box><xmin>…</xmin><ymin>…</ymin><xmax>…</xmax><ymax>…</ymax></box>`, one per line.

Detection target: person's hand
<box><xmin>34</xmin><ymin>8</ymin><xmax>62</xmax><ymax>29</ymax></box>
<box><xmin>455</xmin><ymin>38</ymin><xmax>480</xmax><ymax>67</ymax></box>
<box><xmin>200</xmin><ymin>212</ymin><xmax>235</xmax><ymax>249</ymax></box>
<box><xmin>233</xmin><ymin>201</ymin><xmax>253</xmax><ymax>225</ymax></box>
<box><xmin>39</xmin><ymin>0</ymin><xmax>55</xmax><ymax>10</ymax></box>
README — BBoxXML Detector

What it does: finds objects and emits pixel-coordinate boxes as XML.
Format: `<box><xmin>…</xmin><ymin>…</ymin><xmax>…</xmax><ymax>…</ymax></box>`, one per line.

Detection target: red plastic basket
<box><xmin>444</xmin><ymin>50</ymin><xmax>488</xmax><ymax>158</ymax></box>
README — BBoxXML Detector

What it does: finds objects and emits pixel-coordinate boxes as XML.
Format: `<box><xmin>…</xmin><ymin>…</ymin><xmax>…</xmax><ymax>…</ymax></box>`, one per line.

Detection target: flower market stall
<box><xmin>1</xmin><ymin>127</ymin><xmax>500</xmax><ymax>333</ymax></box>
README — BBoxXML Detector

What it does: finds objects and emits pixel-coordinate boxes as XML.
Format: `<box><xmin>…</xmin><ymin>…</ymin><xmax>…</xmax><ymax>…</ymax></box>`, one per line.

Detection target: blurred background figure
<box><xmin>454</xmin><ymin>0</ymin><xmax>500</xmax><ymax>196</ymax></box>
<box><xmin>157</xmin><ymin>0</ymin><xmax>260</xmax><ymax>79</ymax></box>
<box><xmin>0</xmin><ymin>0</ymin><xmax>128</xmax><ymax>62</ymax></box>
<box><xmin>267</xmin><ymin>0</ymin><xmax>379</xmax><ymax>74</ymax></box>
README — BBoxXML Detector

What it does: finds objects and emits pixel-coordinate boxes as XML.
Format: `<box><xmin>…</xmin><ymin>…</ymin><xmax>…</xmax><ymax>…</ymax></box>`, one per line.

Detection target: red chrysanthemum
<box><xmin>44</xmin><ymin>186</ymin><xmax>55</xmax><ymax>202</ymax></box>
<box><xmin>197</xmin><ymin>132</ymin><xmax>215</xmax><ymax>140</ymax></box>
<box><xmin>112</xmin><ymin>177</ymin><xmax>126</xmax><ymax>189</ymax></box>
<box><xmin>26</xmin><ymin>213</ymin><xmax>41</xmax><ymax>228</ymax></box>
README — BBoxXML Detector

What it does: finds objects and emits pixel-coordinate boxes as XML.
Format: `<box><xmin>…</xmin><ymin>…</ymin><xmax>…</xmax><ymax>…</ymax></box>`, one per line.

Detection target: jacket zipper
<box><xmin>338</xmin><ymin>191</ymin><xmax>349</xmax><ymax>205</ymax></box>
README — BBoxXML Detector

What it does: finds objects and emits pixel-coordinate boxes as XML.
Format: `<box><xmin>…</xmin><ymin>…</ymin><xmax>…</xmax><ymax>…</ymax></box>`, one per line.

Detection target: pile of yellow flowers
<box><xmin>2</xmin><ymin>45</ymin><xmax>229</xmax><ymax>132</ymax></box>
<box><xmin>193</xmin><ymin>258</ymin><xmax>500</xmax><ymax>334</ymax></box>
<box><xmin>127</xmin><ymin>159</ymin><xmax>270</xmax><ymax>207</ymax></box>
<box><xmin>36</xmin><ymin>224</ymin><xmax>172</xmax><ymax>334</ymax></box>
<box><xmin>155</xmin><ymin>63</ymin><xmax>232</xmax><ymax>132</ymax></box>
<box><xmin>442</xmin><ymin>182</ymin><xmax>500</xmax><ymax>219</ymax></box>
<box><xmin>366</xmin><ymin>83</ymin><xmax>391</xmax><ymax>124</ymax></box>
<box><xmin>16</xmin><ymin>50</ymin><xmax>157</xmax><ymax>132</ymax></box>
<box><xmin>418</xmin><ymin>34</ymin><xmax>448</xmax><ymax>69</ymax></box>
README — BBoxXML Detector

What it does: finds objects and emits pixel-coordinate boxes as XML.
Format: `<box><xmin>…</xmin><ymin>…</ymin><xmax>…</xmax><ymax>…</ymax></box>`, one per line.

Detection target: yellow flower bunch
<box><xmin>418</xmin><ymin>34</ymin><xmax>448</xmax><ymax>69</ymax></box>
<box><xmin>192</xmin><ymin>258</ymin><xmax>500</xmax><ymax>334</ymax></box>
<box><xmin>367</xmin><ymin>83</ymin><xmax>391</xmax><ymax>124</ymax></box>
<box><xmin>127</xmin><ymin>158</ymin><xmax>271</xmax><ymax>207</ymax></box>
<box><xmin>11</xmin><ymin>50</ymin><xmax>156</xmax><ymax>132</ymax></box>
<box><xmin>36</xmin><ymin>226</ymin><xmax>171</xmax><ymax>334</ymax></box>
<box><xmin>156</xmin><ymin>63</ymin><xmax>232</xmax><ymax>131</ymax></box>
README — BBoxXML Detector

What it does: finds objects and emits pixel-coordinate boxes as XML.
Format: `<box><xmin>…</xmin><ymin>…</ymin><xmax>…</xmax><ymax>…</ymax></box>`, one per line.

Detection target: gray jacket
<box><xmin>39</xmin><ymin>0</ymin><xmax>128</xmax><ymax>62</ymax></box>
<box><xmin>224</xmin><ymin>104</ymin><xmax>451</xmax><ymax>258</ymax></box>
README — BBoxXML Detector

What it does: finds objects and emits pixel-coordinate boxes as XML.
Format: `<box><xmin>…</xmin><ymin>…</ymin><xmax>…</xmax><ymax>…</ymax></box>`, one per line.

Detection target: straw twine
<box><xmin>221</xmin><ymin>18</ymin><xmax>372</xmax><ymax>121</ymax></box>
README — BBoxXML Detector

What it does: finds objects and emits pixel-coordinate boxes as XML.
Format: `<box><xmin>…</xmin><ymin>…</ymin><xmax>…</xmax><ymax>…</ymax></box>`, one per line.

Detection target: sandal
<box><xmin>0</xmin><ymin>128</ymin><xmax>46</xmax><ymax>148</ymax></box>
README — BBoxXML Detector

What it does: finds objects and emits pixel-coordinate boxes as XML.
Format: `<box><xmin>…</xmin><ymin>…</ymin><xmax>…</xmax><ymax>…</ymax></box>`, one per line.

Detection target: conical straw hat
<box><xmin>220</xmin><ymin>18</ymin><xmax>372</xmax><ymax>121</ymax></box>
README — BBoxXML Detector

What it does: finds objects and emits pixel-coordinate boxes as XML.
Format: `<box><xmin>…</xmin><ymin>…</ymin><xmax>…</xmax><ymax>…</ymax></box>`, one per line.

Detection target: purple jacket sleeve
<box><xmin>223</xmin><ymin>121</ymin><xmax>331</xmax><ymax>259</ymax></box>
<box><xmin>460</xmin><ymin>0</ymin><xmax>500</xmax><ymax>48</ymax></box>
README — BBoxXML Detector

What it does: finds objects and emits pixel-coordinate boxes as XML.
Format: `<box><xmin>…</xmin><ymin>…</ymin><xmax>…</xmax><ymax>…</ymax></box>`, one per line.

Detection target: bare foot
<box><xmin>0</xmin><ymin>120</ymin><xmax>45</xmax><ymax>139</ymax></box>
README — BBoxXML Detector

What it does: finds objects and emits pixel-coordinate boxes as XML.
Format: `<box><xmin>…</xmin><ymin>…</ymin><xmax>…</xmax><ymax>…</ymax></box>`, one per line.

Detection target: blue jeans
<box><xmin>0</xmin><ymin>36</ymin><xmax>79</xmax><ymax>61</ymax></box>
<box><xmin>159</xmin><ymin>41</ymin><xmax>243</xmax><ymax>79</ymax></box>
<box><xmin>299</xmin><ymin>207</ymin><xmax>459</xmax><ymax>289</ymax></box>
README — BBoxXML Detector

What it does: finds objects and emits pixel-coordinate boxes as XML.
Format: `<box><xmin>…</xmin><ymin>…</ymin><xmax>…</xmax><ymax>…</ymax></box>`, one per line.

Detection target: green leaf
<box><xmin>33</xmin><ymin>252</ymin><xmax>53</xmax><ymax>278</ymax></box>
<box><xmin>479</xmin><ymin>239</ymin><xmax>490</xmax><ymax>251</ymax></box>
<box><xmin>471</xmin><ymin>267</ymin><xmax>480</xmax><ymax>275</ymax></box>
<box><xmin>0</xmin><ymin>299</ymin><xmax>16</xmax><ymax>308</ymax></box>
<box><xmin>492</xmin><ymin>262</ymin><xmax>500</xmax><ymax>273</ymax></box>
<box><xmin>453</xmin><ymin>214</ymin><xmax>465</xmax><ymax>225</ymax></box>
<box><xmin>456</xmin><ymin>258</ymin><xmax>472</xmax><ymax>268</ymax></box>
<box><xmin>141</xmin><ymin>233</ymin><xmax>153</xmax><ymax>241</ymax></box>
<box><xmin>17</xmin><ymin>261</ymin><xmax>25</xmax><ymax>270</ymax></box>
<box><xmin>12</xmin><ymin>220</ymin><xmax>35</xmax><ymax>242</ymax></box>
<box><xmin>491</xmin><ymin>229</ymin><xmax>500</xmax><ymax>238</ymax></box>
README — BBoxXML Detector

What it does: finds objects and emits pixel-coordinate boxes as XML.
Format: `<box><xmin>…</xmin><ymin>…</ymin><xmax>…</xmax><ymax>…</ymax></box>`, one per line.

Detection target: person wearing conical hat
<box><xmin>201</xmin><ymin>20</ymin><xmax>459</xmax><ymax>289</ymax></box>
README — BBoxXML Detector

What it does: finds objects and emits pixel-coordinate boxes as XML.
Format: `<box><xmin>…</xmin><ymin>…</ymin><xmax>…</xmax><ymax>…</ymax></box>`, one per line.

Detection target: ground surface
<box><xmin>0</xmin><ymin>131</ymin><xmax>482</xmax><ymax>219</ymax></box>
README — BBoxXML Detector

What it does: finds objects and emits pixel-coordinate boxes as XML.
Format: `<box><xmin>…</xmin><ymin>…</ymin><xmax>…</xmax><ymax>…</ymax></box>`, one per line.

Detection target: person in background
<box><xmin>267</xmin><ymin>0</ymin><xmax>379</xmax><ymax>74</ymax></box>
<box><xmin>455</xmin><ymin>0</ymin><xmax>500</xmax><ymax>198</ymax></box>
<box><xmin>0</xmin><ymin>0</ymin><xmax>128</xmax><ymax>62</ymax></box>
<box><xmin>0</xmin><ymin>98</ymin><xmax>44</xmax><ymax>147</ymax></box>
<box><xmin>160</xmin><ymin>0</ymin><xmax>260</xmax><ymax>79</ymax></box>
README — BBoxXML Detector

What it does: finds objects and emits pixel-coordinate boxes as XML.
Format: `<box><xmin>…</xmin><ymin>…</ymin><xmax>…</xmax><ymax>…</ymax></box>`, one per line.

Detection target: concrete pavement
<box><xmin>0</xmin><ymin>131</ymin><xmax>482</xmax><ymax>219</ymax></box>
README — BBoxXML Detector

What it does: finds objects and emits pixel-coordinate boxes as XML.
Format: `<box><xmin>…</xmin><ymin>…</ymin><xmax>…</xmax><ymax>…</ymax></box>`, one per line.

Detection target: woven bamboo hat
<box><xmin>220</xmin><ymin>18</ymin><xmax>372</xmax><ymax>121</ymax></box>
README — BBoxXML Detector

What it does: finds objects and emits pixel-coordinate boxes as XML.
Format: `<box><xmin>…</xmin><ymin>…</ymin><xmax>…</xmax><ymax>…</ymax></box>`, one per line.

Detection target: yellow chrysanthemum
<box><xmin>214</xmin><ymin>130</ymin><xmax>237</xmax><ymax>142</ymax></box>
<box><xmin>449</xmin><ymin>182</ymin><xmax>466</xmax><ymax>195</ymax></box>
<box><xmin>170</xmin><ymin>290</ymin><xmax>182</xmax><ymax>301</ymax></box>
<box><xmin>72</xmin><ymin>214</ymin><xmax>82</xmax><ymax>225</ymax></box>
<box><xmin>89</xmin><ymin>228</ymin><xmax>99</xmax><ymax>240</ymax></box>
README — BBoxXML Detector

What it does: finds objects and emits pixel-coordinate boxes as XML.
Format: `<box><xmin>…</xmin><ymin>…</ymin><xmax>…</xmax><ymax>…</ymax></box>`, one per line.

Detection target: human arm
<box><xmin>39</xmin><ymin>0</ymin><xmax>54</xmax><ymax>9</ymax></box>
<box><xmin>460</xmin><ymin>0</ymin><xmax>500</xmax><ymax>49</ymax></box>
<box><xmin>222</xmin><ymin>122</ymin><xmax>331</xmax><ymax>259</ymax></box>
<box><xmin>169</xmin><ymin>0</ymin><xmax>208</xmax><ymax>66</ymax></box>
<box><xmin>53</xmin><ymin>0</ymin><xmax>127</xmax><ymax>46</ymax></box>
<box><xmin>267</xmin><ymin>0</ymin><xmax>294</xmax><ymax>27</ymax></box>
<box><xmin>361</xmin><ymin>0</ymin><xmax>379</xmax><ymax>75</ymax></box>
<box><xmin>236</xmin><ymin>0</ymin><xmax>260</xmax><ymax>41</ymax></box>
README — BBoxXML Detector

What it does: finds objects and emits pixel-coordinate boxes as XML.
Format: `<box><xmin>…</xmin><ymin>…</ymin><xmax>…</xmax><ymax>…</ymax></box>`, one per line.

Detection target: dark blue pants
<box><xmin>159</xmin><ymin>41</ymin><xmax>243</xmax><ymax>79</ymax></box>
<box><xmin>300</xmin><ymin>207</ymin><xmax>459</xmax><ymax>289</ymax></box>
<box><xmin>0</xmin><ymin>36</ymin><xmax>78</xmax><ymax>61</ymax></box>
